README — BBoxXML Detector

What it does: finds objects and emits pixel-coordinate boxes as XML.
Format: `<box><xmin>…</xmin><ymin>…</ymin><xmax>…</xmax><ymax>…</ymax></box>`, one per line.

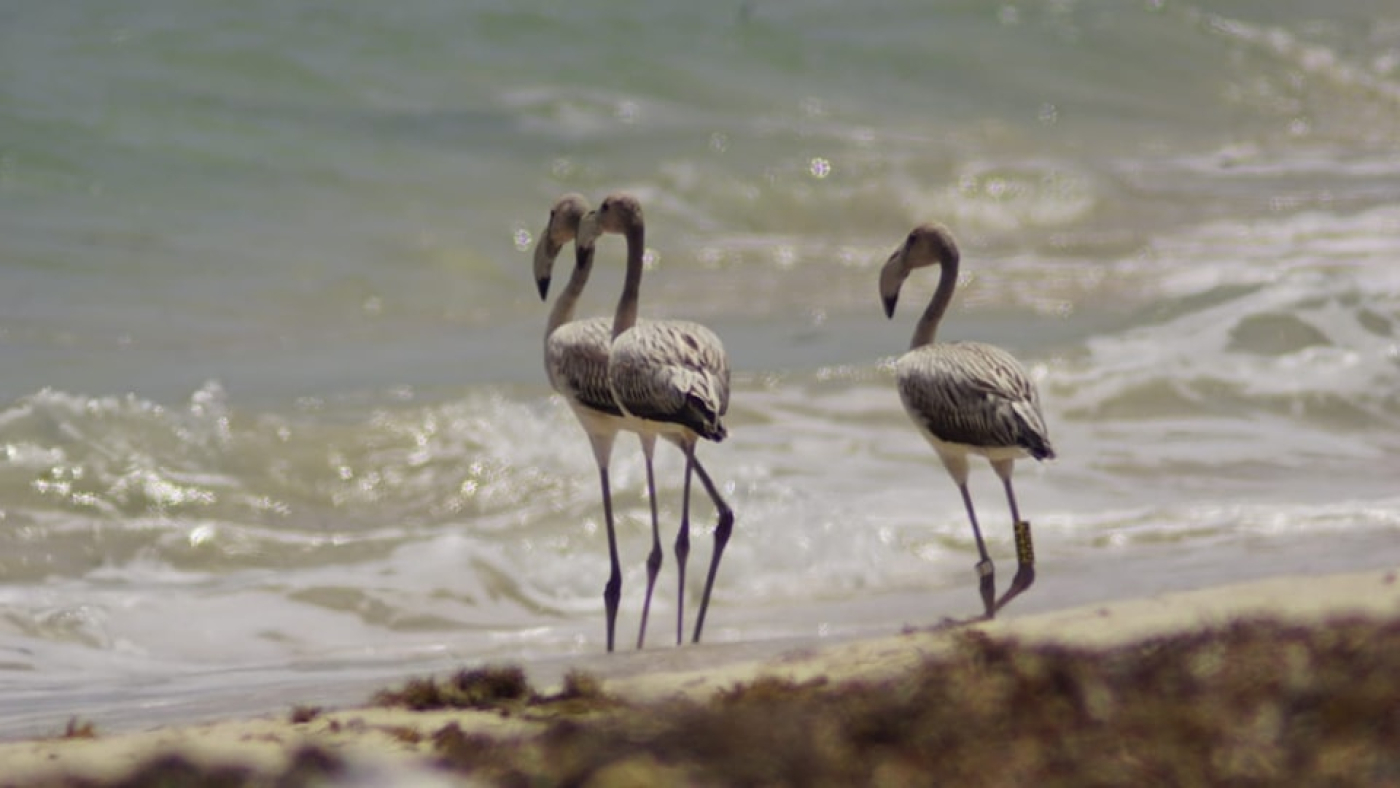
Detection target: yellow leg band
<box><xmin>1014</xmin><ymin>521</ymin><xmax>1035</xmax><ymax>565</ymax></box>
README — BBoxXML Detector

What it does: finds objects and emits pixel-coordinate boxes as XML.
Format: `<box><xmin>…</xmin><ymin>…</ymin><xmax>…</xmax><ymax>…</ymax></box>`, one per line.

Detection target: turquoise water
<box><xmin>2</xmin><ymin>0</ymin><xmax>1399</xmax><ymax>736</ymax></box>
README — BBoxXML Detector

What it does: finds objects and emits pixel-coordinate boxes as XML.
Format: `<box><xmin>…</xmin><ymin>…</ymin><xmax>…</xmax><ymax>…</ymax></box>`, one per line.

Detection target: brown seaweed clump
<box><xmin>57</xmin><ymin>719</ymin><xmax>97</xmax><ymax>741</ymax></box>
<box><xmin>371</xmin><ymin>664</ymin><xmax>534</xmax><ymax>712</ymax></box>
<box><xmin>368</xmin><ymin>665</ymin><xmax>622</xmax><ymax>721</ymax></box>
<box><xmin>39</xmin><ymin>746</ymin><xmax>346</xmax><ymax>788</ymax></box>
<box><xmin>429</xmin><ymin>615</ymin><xmax>1400</xmax><ymax>787</ymax></box>
<box><xmin>23</xmin><ymin>615</ymin><xmax>1400</xmax><ymax>787</ymax></box>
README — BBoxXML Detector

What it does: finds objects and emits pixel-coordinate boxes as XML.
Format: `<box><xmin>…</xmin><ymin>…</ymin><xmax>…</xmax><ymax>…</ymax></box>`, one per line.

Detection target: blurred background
<box><xmin>1</xmin><ymin>0</ymin><xmax>1398</xmax><ymax>734</ymax></box>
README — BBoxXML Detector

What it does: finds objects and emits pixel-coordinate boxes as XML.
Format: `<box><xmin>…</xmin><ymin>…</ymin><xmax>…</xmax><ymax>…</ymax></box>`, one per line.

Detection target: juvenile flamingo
<box><xmin>880</xmin><ymin>224</ymin><xmax>1055</xmax><ymax>619</ymax></box>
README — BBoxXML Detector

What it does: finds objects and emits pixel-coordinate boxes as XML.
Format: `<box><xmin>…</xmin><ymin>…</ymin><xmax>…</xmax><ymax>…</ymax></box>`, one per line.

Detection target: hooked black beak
<box><xmin>533</xmin><ymin>232</ymin><xmax>564</xmax><ymax>301</ymax></box>
<box><xmin>882</xmin><ymin>293</ymin><xmax>898</xmax><ymax>319</ymax></box>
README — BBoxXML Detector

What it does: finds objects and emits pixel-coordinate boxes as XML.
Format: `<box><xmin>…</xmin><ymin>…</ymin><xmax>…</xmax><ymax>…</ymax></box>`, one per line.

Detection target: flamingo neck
<box><xmin>612</xmin><ymin>224</ymin><xmax>645</xmax><ymax>339</ymax></box>
<box><xmin>910</xmin><ymin>257</ymin><xmax>959</xmax><ymax>349</ymax></box>
<box><xmin>546</xmin><ymin>242</ymin><xmax>593</xmax><ymax>338</ymax></box>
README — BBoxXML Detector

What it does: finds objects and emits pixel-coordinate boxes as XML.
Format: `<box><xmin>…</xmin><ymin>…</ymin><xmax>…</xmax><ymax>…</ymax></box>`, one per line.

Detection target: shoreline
<box><xmin>3</xmin><ymin>566</ymin><xmax>1397</xmax><ymax>786</ymax></box>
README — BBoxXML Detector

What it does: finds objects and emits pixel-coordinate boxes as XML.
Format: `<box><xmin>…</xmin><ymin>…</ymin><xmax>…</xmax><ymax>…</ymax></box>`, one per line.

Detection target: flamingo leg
<box><xmin>586</xmin><ymin>432</ymin><xmax>621</xmax><ymax>653</ymax></box>
<box><xmin>635</xmin><ymin>434</ymin><xmax>662</xmax><ymax>649</ymax></box>
<box><xmin>957</xmin><ymin>482</ymin><xmax>997</xmax><ymax>619</ymax></box>
<box><xmin>674</xmin><ymin>450</ymin><xmax>694</xmax><ymax>646</ymax></box>
<box><xmin>992</xmin><ymin>461</ymin><xmax>1035</xmax><ymax>614</ymax></box>
<box><xmin>690</xmin><ymin>455</ymin><xmax>733</xmax><ymax>644</ymax></box>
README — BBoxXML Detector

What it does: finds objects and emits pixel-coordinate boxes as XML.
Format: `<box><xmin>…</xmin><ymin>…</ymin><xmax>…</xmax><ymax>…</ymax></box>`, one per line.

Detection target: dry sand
<box><xmin>4</xmin><ymin>566</ymin><xmax>1398</xmax><ymax>787</ymax></box>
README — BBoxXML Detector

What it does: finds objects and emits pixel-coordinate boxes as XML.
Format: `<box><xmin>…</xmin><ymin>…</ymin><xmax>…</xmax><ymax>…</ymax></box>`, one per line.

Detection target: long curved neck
<box><xmin>546</xmin><ymin>242</ymin><xmax>594</xmax><ymax>338</ymax></box>
<box><xmin>910</xmin><ymin>257</ymin><xmax>959</xmax><ymax>349</ymax></box>
<box><xmin>611</xmin><ymin>224</ymin><xmax>645</xmax><ymax>339</ymax></box>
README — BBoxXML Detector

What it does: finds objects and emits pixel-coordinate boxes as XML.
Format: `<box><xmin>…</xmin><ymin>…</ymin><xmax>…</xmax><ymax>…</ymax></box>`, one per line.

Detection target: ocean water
<box><xmin>2</xmin><ymin>0</ymin><xmax>1400</xmax><ymax>736</ymax></box>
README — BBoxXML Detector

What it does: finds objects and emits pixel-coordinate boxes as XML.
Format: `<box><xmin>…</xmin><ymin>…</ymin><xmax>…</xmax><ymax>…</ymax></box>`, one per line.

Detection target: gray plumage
<box><xmin>609</xmin><ymin>319</ymin><xmax>730</xmax><ymax>441</ymax></box>
<box><xmin>881</xmin><ymin>222</ymin><xmax>1054</xmax><ymax>620</ymax></box>
<box><xmin>546</xmin><ymin>317</ymin><xmax>626</xmax><ymax>419</ymax></box>
<box><xmin>895</xmin><ymin>343</ymin><xmax>1054</xmax><ymax>462</ymax></box>
<box><xmin>546</xmin><ymin>314</ymin><xmax>730</xmax><ymax>432</ymax></box>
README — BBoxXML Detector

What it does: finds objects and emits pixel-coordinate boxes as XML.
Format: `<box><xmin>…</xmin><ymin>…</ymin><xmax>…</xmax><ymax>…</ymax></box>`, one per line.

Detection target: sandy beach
<box><xmin>5</xmin><ymin>566</ymin><xmax>1397</xmax><ymax>787</ymax></box>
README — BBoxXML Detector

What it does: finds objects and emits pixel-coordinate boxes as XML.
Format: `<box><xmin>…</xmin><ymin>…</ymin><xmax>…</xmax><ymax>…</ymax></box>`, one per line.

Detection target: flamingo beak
<box><xmin>878</xmin><ymin>246</ymin><xmax>907</xmax><ymax>319</ymax></box>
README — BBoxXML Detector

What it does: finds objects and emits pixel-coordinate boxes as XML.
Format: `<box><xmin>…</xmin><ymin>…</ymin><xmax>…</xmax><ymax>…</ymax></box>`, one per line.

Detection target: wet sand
<box><xmin>4</xmin><ymin>566</ymin><xmax>1398</xmax><ymax>786</ymax></box>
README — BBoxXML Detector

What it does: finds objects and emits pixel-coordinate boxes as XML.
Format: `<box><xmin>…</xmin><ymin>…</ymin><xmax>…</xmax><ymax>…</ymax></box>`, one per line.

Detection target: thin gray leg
<box><xmin>674</xmin><ymin>450</ymin><xmax>694</xmax><ymax>646</ymax></box>
<box><xmin>993</xmin><ymin>469</ymin><xmax>1035</xmax><ymax>614</ymax></box>
<box><xmin>957</xmin><ymin>483</ymin><xmax>996</xmax><ymax>619</ymax></box>
<box><xmin>636</xmin><ymin>435</ymin><xmax>662</xmax><ymax>649</ymax></box>
<box><xmin>587</xmin><ymin>431</ymin><xmax>621</xmax><ymax>653</ymax></box>
<box><xmin>598</xmin><ymin>466</ymin><xmax>620</xmax><ymax>653</ymax></box>
<box><xmin>690</xmin><ymin>456</ymin><xmax>733</xmax><ymax>644</ymax></box>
